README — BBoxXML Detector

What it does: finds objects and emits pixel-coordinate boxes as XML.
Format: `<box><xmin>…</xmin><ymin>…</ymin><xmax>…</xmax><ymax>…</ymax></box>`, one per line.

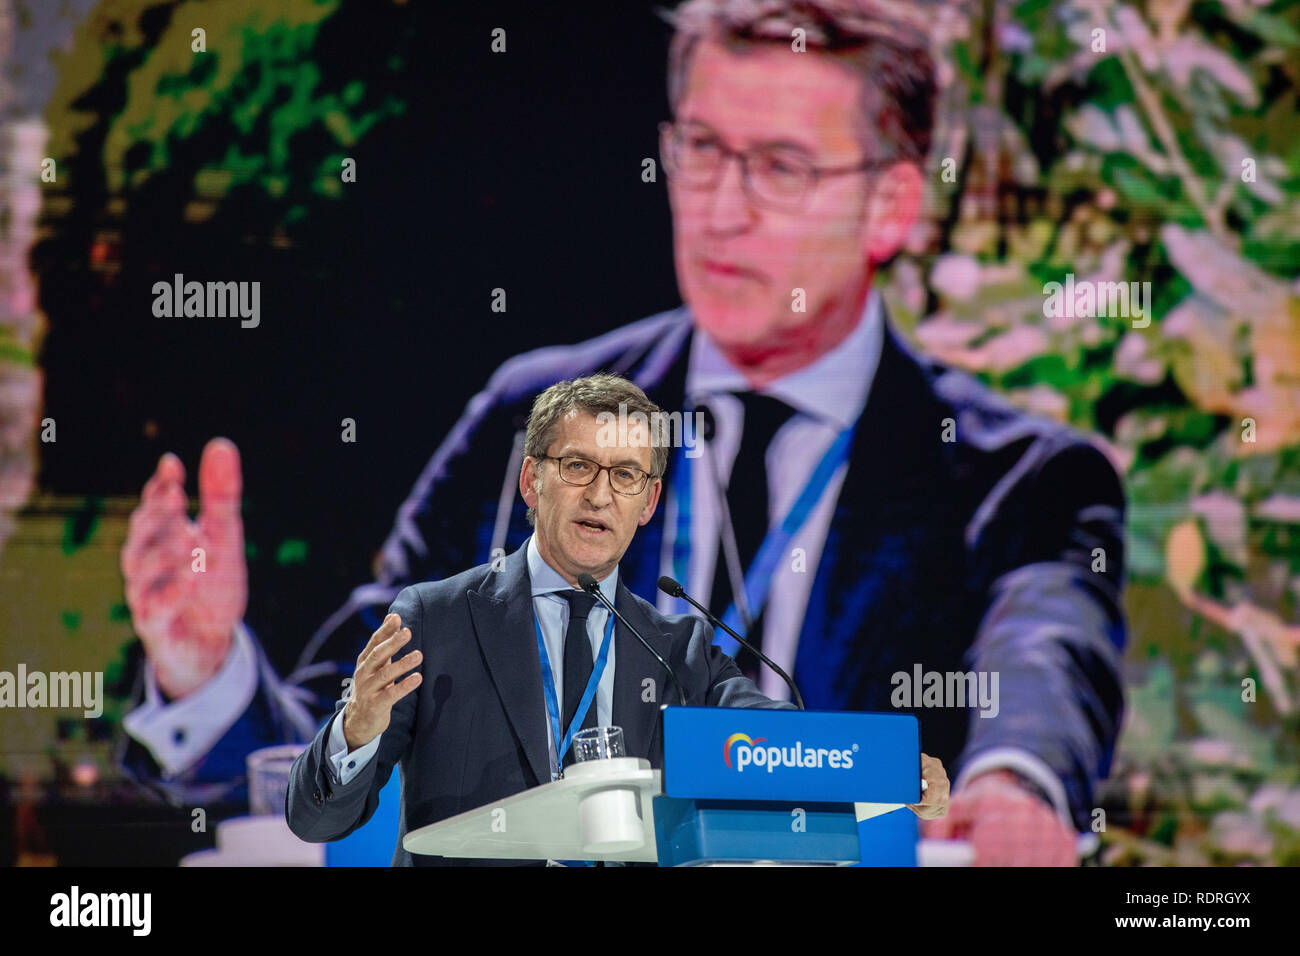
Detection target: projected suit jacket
<box><xmin>124</xmin><ymin>304</ymin><xmax>1127</xmax><ymax>832</ymax></box>
<box><xmin>284</xmin><ymin>543</ymin><xmax>793</xmax><ymax>865</ymax></box>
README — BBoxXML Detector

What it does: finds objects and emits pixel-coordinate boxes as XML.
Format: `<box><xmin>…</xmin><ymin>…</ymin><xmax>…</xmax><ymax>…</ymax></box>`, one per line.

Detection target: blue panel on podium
<box><xmin>857</xmin><ymin>805</ymin><xmax>919</xmax><ymax>866</ymax></box>
<box><xmin>653</xmin><ymin>798</ymin><xmax>860</xmax><ymax>866</ymax></box>
<box><xmin>662</xmin><ymin>706</ymin><xmax>920</xmax><ymax>804</ymax></box>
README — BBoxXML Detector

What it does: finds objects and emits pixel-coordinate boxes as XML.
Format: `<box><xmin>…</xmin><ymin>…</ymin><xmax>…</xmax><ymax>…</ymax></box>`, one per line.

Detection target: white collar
<box><xmin>684</xmin><ymin>288</ymin><xmax>883</xmax><ymax>430</ymax></box>
<box><xmin>526</xmin><ymin>533</ymin><xmax>619</xmax><ymax>603</ymax></box>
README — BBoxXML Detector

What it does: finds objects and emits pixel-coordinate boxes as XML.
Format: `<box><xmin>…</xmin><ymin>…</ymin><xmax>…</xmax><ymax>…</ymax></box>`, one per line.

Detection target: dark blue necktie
<box><xmin>710</xmin><ymin>392</ymin><xmax>797</xmax><ymax>676</ymax></box>
<box><xmin>559</xmin><ymin>590</ymin><xmax>600</xmax><ymax>756</ymax></box>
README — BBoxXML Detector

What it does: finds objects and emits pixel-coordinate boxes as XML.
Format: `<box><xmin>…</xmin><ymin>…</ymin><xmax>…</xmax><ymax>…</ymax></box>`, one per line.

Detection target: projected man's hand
<box><xmin>922</xmin><ymin>769</ymin><xmax>1076</xmax><ymax>865</ymax></box>
<box><xmin>121</xmin><ymin>438</ymin><xmax>247</xmax><ymax>700</ymax></box>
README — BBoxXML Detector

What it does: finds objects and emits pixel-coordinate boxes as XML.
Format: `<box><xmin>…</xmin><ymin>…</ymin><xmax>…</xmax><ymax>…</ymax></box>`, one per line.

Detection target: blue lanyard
<box><xmin>534</xmin><ymin>601</ymin><xmax>616</xmax><ymax>772</ymax></box>
<box><xmin>670</xmin><ymin>407</ymin><xmax>855</xmax><ymax>655</ymax></box>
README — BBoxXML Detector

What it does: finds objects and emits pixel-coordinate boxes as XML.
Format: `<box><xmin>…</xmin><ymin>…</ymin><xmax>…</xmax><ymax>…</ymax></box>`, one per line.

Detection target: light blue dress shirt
<box><xmin>328</xmin><ymin>533</ymin><xmax>618</xmax><ymax>786</ymax></box>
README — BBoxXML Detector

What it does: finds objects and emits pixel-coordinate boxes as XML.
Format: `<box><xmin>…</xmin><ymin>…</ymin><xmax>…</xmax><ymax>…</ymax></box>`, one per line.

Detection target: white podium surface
<box><xmin>403</xmin><ymin>757</ymin><xmax>663</xmax><ymax>863</ymax></box>
<box><xmin>180</xmin><ymin>815</ymin><xmax>324</xmax><ymax>867</ymax></box>
<box><xmin>853</xmin><ymin>802</ymin><xmax>905</xmax><ymax>822</ymax></box>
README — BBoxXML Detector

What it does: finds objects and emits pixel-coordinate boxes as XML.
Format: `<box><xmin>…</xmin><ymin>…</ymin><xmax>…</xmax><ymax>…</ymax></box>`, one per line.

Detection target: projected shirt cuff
<box><xmin>328</xmin><ymin>712</ymin><xmax>381</xmax><ymax>786</ymax></box>
<box><xmin>123</xmin><ymin>622</ymin><xmax>258</xmax><ymax>778</ymax></box>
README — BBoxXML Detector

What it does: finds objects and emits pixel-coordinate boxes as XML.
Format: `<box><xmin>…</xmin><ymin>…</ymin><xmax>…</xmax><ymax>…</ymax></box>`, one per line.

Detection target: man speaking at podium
<box><xmin>285</xmin><ymin>373</ymin><xmax>952</xmax><ymax>865</ymax></box>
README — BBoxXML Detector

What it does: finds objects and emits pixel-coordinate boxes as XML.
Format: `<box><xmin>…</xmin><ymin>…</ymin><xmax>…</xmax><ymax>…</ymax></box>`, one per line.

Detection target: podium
<box><xmin>404</xmin><ymin>708</ymin><xmax>922</xmax><ymax>866</ymax></box>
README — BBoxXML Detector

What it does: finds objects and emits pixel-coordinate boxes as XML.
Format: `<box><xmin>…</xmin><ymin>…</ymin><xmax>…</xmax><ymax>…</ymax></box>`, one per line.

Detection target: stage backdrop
<box><xmin>1</xmin><ymin>0</ymin><xmax>1298</xmax><ymax>866</ymax></box>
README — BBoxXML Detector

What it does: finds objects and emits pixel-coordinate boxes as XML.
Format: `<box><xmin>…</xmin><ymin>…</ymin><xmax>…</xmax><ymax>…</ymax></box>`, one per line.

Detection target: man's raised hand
<box><xmin>341</xmin><ymin>613</ymin><xmax>423</xmax><ymax>752</ymax></box>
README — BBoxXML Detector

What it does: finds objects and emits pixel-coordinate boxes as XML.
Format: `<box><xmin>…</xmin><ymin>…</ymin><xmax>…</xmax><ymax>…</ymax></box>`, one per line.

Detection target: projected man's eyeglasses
<box><xmin>658</xmin><ymin>120</ymin><xmax>892</xmax><ymax>213</ymax></box>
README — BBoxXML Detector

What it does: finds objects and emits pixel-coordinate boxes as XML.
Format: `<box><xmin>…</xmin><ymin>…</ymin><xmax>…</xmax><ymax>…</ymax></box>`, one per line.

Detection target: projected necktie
<box><xmin>709</xmin><ymin>391</ymin><xmax>797</xmax><ymax>677</ymax></box>
<box><xmin>560</xmin><ymin>590</ymin><xmax>599</xmax><ymax>764</ymax></box>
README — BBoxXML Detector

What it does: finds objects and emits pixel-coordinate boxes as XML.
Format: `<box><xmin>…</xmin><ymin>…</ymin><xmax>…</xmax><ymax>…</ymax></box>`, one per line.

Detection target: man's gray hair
<box><xmin>523</xmin><ymin>373</ymin><xmax>669</xmax><ymax>527</ymax></box>
<box><xmin>662</xmin><ymin>0</ymin><xmax>936</xmax><ymax>164</ymax></box>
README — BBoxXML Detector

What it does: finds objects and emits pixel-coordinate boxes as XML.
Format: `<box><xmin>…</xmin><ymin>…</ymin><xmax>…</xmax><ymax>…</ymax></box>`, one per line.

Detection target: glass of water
<box><xmin>247</xmin><ymin>744</ymin><xmax>307</xmax><ymax>816</ymax></box>
<box><xmin>570</xmin><ymin>726</ymin><xmax>625</xmax><ymax>762</ymax></box>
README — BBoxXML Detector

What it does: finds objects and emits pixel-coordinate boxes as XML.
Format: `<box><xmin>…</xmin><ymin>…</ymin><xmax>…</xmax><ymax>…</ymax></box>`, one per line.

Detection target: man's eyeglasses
<box><xmin>536</xmin><ymin>455</ymin><xmax>655</xmax><ymax>496</ymax></box>
<box><xmin>658</xmin><ymin>120</ymin><xmax>893</xmax><ymax>213</ymax></box>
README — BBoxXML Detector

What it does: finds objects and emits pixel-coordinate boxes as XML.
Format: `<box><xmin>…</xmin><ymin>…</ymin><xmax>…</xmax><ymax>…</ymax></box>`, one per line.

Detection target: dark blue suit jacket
<box><xmin>128</xmin><ymin>304</ymin><xmax>1127</xmax><ymax>832</ymax></box>
<box><xmin>284</xmin><ymin>542</ymin><xmax>792</xmax><ymax>865</ymax></box>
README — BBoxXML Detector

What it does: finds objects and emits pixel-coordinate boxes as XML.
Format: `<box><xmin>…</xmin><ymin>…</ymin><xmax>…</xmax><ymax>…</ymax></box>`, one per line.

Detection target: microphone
<box><xmin>577</xmin><ymin>573</ymin><xmax>687</xmax><ymax>707</ymax></box>
<box><xmin>657</xmin><ymin>575</ymin><xmax>805</xmax><ymax>711</ymax></box>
